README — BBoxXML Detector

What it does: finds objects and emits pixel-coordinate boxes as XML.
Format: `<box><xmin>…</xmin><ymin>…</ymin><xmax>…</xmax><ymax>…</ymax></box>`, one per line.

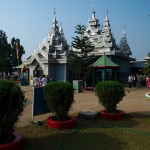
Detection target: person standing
<box><xmin>42</xmin><ymin>75</ymin><xmax>48</xmax><ymax>86</ymax></box>
<box><xmin>146</xmin><ymin>76</ymin><xmax>150</xmax><ymax>88</ymax></box>
<box><xmin>136</xmin><ymin>74</ymin><xmax>141</xmax><ymax>88</ymax></box>
<box><xmin>33</xmin><ymin>75</ymin><xmax>39</xmax><ymax>87</ymax></box>
<box><xmin>132</xmin><ymin>74</ymin><xmax>136</xmax><ymax>87</ymax></box>
<box><xmin>38</xmin><ymin>75</ymin><xmax>43</xmax><ymax>87</ymax></box>
<box><xmin>128</xmin><ymin>74</ymin><xmax>133</xmax><ymax>88</ymax></box>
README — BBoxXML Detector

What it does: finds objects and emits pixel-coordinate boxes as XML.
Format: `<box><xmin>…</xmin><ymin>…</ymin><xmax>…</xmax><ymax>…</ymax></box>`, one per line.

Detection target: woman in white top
<box><xmin>33</xmin><ymin>75</ymin><xmax>39</xmax><ymax>87</ymax></box>
<box><xmin>42</xmin><ymin>75</ymin><xmax>48</xmax><ymax>86</ymax></box>
<box><xmin>38</xmin><ymin>75</ymin><xmax>43</xmax><ymax>87</ymax></box>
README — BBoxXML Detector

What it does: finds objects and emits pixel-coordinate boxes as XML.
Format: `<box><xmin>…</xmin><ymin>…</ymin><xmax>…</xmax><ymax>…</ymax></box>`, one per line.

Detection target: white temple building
<box><xmin>24</xmin><ymin>9</ymin><xmax>138</xmax><ymax>84</ymax></box>
<box><xmin>24</xmin><ymin>11</ymin><xmax>69</xmax><ymax>82</ymax></box>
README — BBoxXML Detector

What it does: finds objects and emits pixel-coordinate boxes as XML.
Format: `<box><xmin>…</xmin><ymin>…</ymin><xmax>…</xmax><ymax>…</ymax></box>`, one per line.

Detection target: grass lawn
<box><xmin>17</xmin><ymin>113</ymin><xmax>150</xmax><ymax>150</ymax></box>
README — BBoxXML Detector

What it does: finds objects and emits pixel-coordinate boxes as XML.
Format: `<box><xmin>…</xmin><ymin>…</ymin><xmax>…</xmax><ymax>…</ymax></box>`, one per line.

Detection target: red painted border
<box><xmin>99</xmin><ymin>109</ymin><xmax>125</xmax><ymax>120</ymax></box>
<box><xmin>47</xmin><ymin>116</ymin><xmax>76</xmax><ymax>129</ymax></box>
<box><xmin>0</xmin><ymin>132</ymin><xmax>22</xmax><ymax>150</ymax></box>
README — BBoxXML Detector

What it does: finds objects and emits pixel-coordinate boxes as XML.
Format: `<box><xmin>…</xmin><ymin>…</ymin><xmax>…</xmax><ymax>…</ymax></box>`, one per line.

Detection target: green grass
<box><xmin>17</xmin><ymin>113</ymin><xmax>150</xmax><ymax>150</ymax></box>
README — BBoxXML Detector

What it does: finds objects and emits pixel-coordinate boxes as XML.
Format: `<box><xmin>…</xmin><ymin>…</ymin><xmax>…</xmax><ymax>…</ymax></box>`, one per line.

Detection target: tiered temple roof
<box><xmin>25</xmin><ymin>11</ymin><xmax>69</xmax><ymax>66</ymax></box>
<box><xmin>85</xmin><ymin>10</ymin><xmax>132</xmax><ymax>58</ymax></box>
<box><xmin>119</xmin><ymin>28</ymin><xmax>132</xmax><ymax>56</ymax></box>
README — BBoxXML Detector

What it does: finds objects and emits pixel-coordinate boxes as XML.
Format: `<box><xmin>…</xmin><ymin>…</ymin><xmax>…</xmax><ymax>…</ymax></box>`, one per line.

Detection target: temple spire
<box><xmin>54</xmin><ymin>8</ymin><xmax>56</xmax><ymax>16</ymax></box>
<box><xmin>105</xmin><ymin>9</ymin><xmax>109</xmax><ymax>21</ymax></box>
<box><xmin>92</xmin><ymin>5</ymin><xmax>96</xmax><ymax>19</ymax></box>
<box><xmin>52</xmin><ymin>8</ymin><xmax>58</xmax><ymax>31</ymax></box>
<box><xmin>122</xmin><ymin>26</ymin><xmax>126</xmax><ymax>35</ymax></box>
<box><xmin>59</xmin><ymin>22</ymin><xmax>63</xmax><ymax>33</ymax></box>
<box><xmin>119</xmin><ymin>27</ymin><xmax>132</xmax><ymax>56</ymax></box>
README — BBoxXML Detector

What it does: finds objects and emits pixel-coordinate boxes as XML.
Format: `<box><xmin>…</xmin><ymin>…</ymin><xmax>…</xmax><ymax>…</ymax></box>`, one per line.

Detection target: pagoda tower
<box><xmin>25</xmin><ymin>11</ymin><xmax>69</xmax><ymax>82</ymax></box>
<box><xmin>119</xmin><ymin>28</ymin><xmax>132</xmax><ymax>56</ymax></box>
<box><xmin>85</xmin><ymin>10</ymin><xmax>118</xmax><ymax>56</ymax></box>
<box><xmin>97</xmin><ymin>11</ymin><xmax>117</xmax><ymax>54</ymax></box>
<box><xmin>84</xmin><ymin>10</ymin><xmax>101</xmax><ymax>48</ymax></box>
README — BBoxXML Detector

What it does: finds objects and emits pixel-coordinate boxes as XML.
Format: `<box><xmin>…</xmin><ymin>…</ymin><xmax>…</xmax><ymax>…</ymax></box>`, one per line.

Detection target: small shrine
<box><xmin>90</xmin><ymin>54</ymin><xmax>119</xmax><ymax>83</ymax></box>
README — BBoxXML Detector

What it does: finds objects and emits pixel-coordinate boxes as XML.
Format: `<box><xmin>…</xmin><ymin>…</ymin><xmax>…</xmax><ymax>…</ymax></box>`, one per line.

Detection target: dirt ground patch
<box><xmin>17</xmin><ymin>86</ymin><xmax>150</xmax><ymax>127</ymax></box>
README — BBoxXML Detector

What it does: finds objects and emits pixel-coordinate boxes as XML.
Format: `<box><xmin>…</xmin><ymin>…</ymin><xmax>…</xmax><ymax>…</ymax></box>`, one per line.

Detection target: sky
<box><xmin>0</xmin><ymin>0</ymin><xmax>150</xmax><ymax>60</ymax></box>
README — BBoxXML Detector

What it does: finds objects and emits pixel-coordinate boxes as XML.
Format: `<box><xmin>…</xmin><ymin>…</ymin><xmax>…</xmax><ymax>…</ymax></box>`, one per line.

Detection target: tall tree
<box><xmin>0</xmin><ymin>30</ymin><xmax>26</xmax><ymax>77</ymax></box>
<box><xmin>71</xmin><ymin>24</ymin><xmax>94</xmax><ymax>79</ymax></box>
<box><xmin>0</xmin><ymin>30</ymin><xmax>12</xmax><ymax>73</ymax></box>
<box><xmin>11</xmin><ymin>37</ymin><xmax>25</xmax><ymax>67</ymax></box>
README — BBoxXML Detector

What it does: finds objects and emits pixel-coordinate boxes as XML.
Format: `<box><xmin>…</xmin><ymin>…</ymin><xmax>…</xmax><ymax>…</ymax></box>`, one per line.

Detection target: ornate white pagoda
<box><xmin>83</xmin><ymin>10</ymin><xmax>135</xmax><ymax>82</ymax></box>
<box><xmin>24</xmin><ymin>11</ymin><xmax>69</xmax><ymax>81</ymax></box>
<box><xmin>24</xmin><ymin>9</ymin><xmax>136</xmax><ymax>83</ymax></box>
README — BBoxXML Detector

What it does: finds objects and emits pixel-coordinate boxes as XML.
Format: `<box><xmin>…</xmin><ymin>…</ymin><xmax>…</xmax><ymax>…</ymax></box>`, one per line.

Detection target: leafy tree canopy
<box><xmin>0</xmin><ymin>30</ymin><xmax>12</xmax><ymax>73</ymax></box>
<box><xmin>0</xmin><ymin>30</ymin><xmax>25</xmax><ymax>74</ymax></box>
<box><xmin>70</xmin><ymin>24</ymin><xmax>94</xmax><ymax>79</ymax></box>
<box><xmin>71</xmin><ymin>24</ymin><xmax>94</xmax><ymax>59</ymax></box>
<box><xmin>11</xmin><ymin>37</ymin><xmax>25</xmax><ymax>67</ymax></box>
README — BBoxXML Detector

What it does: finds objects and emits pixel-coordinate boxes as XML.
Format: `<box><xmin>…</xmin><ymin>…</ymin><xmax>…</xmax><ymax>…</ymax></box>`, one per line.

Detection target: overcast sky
<box><xmin>0</xmin><ymin>0</ymin><xmax>150</xmax><ymax>60</ymax></box>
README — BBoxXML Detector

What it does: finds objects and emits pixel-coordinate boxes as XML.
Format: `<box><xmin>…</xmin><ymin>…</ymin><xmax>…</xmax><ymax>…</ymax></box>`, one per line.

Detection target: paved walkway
<box><xmin>17</xmin><ymin>86</ymin><xmax>150</xmax><ymax>127</ymax></box>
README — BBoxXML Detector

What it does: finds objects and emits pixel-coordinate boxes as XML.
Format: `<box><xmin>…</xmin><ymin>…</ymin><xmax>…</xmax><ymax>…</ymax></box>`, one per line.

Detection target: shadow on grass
<box><xmin>18</xmin><ymin>113</ymin><xmax>150</xmax><ymax>150</ymax></box>
<box><xmin>76</xmin><ymin>113</ymin><xmax>139</xmax><ymax>129</ymax></box>
<box><xmin>22</xmin><ymin>128</ymin><xmax>127</xmax><ymax>150</ymax></box>
<box><xmin>60</xmin><ymin>132</ymin><xmax>126</xmax><ymax>150</ymax></box>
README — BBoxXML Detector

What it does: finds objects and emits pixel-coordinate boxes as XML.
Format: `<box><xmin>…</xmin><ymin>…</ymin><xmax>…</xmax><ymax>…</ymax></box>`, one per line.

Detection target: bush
<box><xmin>95</xmin><ymin>81</ymin><xmax>125</xmax><ymax>113</ymax></box>
<box><xmin>44</xmin><ymin>81</ymin><xmax>74</xmax><ymax>121</ymax></box>
<box><xmin>0</xmin><ymin>80</ymin><xmax>26</xmax><ymax>144</ymax></box>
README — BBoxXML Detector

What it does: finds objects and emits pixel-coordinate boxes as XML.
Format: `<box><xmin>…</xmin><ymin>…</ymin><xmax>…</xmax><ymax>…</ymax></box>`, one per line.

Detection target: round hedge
<box><xmin>95</xmin><ymin>81</ymin><xmax>125</xmax><ymax>113</ymax></box>
<box><xmin>44</xmin><ymin>81</ymin><xmax>74</xmax><ymax>120</ymax></box>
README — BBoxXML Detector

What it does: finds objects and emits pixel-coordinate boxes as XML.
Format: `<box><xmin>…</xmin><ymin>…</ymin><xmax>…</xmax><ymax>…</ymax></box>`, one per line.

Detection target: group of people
<box><xmin>128</xmin><ymin>74</ymin><xmax>148</xmax><ymax>88</ymax></box>
<box><xmin>33</xmin><ymin>74</ymin><xmax>49</xmax><ymax>87</ymax></box>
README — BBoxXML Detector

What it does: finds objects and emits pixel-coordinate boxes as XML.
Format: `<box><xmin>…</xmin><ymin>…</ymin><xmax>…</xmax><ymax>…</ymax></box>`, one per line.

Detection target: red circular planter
<box><xmin>0</xmin><ymin>132</ymin><xmax>22</xmax><ymax>150</ymax></box>
<box><xmin>47</xmin><ymin>116</ymin><xmax>76</xmax><ymax>129</ymax></box>
<box><xmin>99</xmin><ymin>109</ymin><xmax>125</xmax><ymax>120</ymax></box>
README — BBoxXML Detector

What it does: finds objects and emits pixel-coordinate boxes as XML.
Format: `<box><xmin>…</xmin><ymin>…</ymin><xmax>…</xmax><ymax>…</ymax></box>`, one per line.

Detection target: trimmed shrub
<box><xmin>44</xmin><ymin>81</ymin><xmax>74</xmax><ymax>121</ymax></box>
<box><xmin>95</xmin><ymin>80</ymin><xmax>125</xmax><ymax>113</ymax></box>
<box><xmin>0</xmin><ymin>80</ymin><xmax>26</xmax><ymax>144</ymax></box>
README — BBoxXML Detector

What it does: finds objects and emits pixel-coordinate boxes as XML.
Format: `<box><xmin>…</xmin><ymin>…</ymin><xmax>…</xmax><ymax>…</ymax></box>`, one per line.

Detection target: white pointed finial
<box><xmin>92</xmin><ymin>5</ymin><xmax>95</xmax><ymax>18</ymax></box>
<box><xmin>123</xmin><ymin>26</ymin><xmax>125</xmax><ymax>34</ymax></box>
<box><xmin>59</xmin><ymin>21</ymin><xmax>63</xmax><ymax>32</ymax></box>
<box><xmin>107</xmin><ymin>9</ymin><xmax>108</xmax><ymax>16</ymax></box>
<box><xmin>105</xmin><ymin>9</ymin><xmax>108</xmax><ymax>21</ymax></box>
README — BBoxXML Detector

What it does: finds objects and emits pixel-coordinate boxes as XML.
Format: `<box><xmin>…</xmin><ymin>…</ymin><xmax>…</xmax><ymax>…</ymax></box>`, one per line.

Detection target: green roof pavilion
<box><xmin>90</xmin><ymin>55</ymin><xmax>120</xmax><ymax>81</ymax></box>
